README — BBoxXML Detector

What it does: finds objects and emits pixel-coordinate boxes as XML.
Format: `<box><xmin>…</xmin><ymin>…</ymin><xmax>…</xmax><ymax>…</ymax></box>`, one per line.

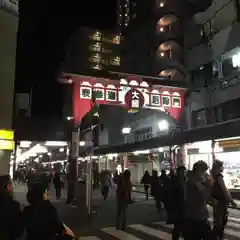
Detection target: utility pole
<box><xmin>66</xmin><ymin>123</ymin><xmax>80</xmax><ymax>204</ymax></box>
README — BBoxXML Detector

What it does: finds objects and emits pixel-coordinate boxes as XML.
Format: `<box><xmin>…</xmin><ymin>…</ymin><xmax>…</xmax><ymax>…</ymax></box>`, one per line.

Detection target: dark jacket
<box><xmin>23</xmin><ymin>200</ymin><xmax>64</xmax><ymax>240</ymax></box>
<box><xmin>53</xmin><ymin>174</ymin><xmax>62</xmax><ymax>187</ymax></box>
<box><xmin>116</xmin><ymin>177</ymin><xmax>132</xmax><ymax>204</ymax></box>
<box><xmin>185</xmin><ymin>173</ymin><xmax>210</xmax><ymax>220</ymax></box>
<box><xmin>0</xmin><ymin>193</ymin><xmax>23</xmax><ymax>240</ymax></box>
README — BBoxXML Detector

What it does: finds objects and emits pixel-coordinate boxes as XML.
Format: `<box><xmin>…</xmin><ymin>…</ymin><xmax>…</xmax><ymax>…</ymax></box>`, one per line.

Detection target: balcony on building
<box><xmin>156</xmin><ymin>15</ymin><xmax>183</xmax><ymax>45</ymax></box>
<box><xmin>155</xmin><ymin>0</ymin><xmax>186</xmax><ymax>19</ymax></box>
<box><xmin>158</xmin><ymin>68</ymin><xmax>185</xmax><ymax>81</ymax></box>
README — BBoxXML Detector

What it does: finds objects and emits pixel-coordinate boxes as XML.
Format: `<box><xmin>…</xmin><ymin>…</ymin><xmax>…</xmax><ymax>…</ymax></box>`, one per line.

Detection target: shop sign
<box><xmin>0</xmin><ymin>140</ymin><xmax>14</xmax><ymax>150</ymax></box>
<box><xmin>0</xmin><ymin>129</ymin><xmax>14</xmax><ymax>140</ymax></box>
<box><xmin>187</xmin><ymin>148</ymin><xmax>199</xmax><ymax>154</ymax></box>
<box><xmin>72</xmin><ymin>76</ymin><xmax>185</xmax><ymax>123</ymax></box>
<box><xmin>218</xmin><ymin>139</ymin><xmax>240</xmax><ymax>149</ymax></box>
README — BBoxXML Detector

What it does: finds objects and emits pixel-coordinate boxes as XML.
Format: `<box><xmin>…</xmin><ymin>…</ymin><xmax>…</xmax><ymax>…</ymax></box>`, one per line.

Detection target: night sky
<box><xmin>15</xmin><ymin>0</ymin><xmax>118</xmax><ymax>118</ymax></box>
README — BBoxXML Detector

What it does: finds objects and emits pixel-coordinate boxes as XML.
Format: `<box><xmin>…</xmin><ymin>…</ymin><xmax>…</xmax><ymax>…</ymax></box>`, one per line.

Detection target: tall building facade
<box><xmin>185</xmin><ymin>0</ymin><xmax>240</xmax><ymax>128</ymax></box>
<box><xmin>63</xmin><ymin>27</ymin><xmax>122</xmax><ymax>74</ymax></box>
<box><xmin>0</xmin><ymin>0</ymin><xmax>18</xmax><ymax>174</ymax></box>
<box><xmin>121</xmin><ymin>0</ymin><xmax>213</xmax><ymax>79</ymax></box>
<box><xmin>117</xmin><ymin>0</ymin><xmax>137</xmax><ymax>30</ymax></box>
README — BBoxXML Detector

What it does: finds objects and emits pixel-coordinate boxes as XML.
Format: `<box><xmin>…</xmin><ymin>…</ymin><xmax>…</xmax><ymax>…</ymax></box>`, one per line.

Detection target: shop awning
<box><xmin>94</xmin><ymin>119</ymin><xmax>240</xmax><ymax>155</ymax></box>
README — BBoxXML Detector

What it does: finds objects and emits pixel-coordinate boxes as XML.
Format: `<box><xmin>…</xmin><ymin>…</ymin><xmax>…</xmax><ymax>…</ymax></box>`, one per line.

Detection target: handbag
<box><xmin>55</xmin><ymin>224</ymin><xmax>75</xmax><ymax>240</ymax></box>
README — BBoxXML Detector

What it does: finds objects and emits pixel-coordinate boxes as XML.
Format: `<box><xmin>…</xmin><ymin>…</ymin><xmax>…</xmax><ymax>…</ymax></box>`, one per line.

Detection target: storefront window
<box><xmin>222</xmin><ymin>49</ymin><xmax>240</xmax><ymax>77</ymax></box>
<box><xmin>215</xmin><ymin>152</ymin><xmax>240</xmax><ymax>189</ymax></box>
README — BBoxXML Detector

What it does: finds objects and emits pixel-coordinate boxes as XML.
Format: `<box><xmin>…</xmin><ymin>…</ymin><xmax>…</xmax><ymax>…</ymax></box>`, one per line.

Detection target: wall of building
<box><xmin>184</xmin><ymin>0</ymin><xmax>240</xmax><ymax>127</ymax></box>
<box><xmin>123</xmin><ymin>109</ymin><xmax>176</xmax><ymax>142</ymax></box>
<box><xmin>98</xmin><ymin>105</ymin><xmax>126</xmax><ymax>146</ymax></box>
<box><xmin>0</xmin><ymin>4</ymin><xmax>18</xmax><ymax>174</ymax></box>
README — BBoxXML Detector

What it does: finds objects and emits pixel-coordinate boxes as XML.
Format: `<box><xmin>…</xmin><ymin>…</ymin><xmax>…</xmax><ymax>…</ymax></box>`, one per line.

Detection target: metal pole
<box><xmin>86</xmin><ymin>125</ymin><xmax>93</xmax><ymax>215</ymax></box>
<box><xmin>12</xmin><ymin>141</ymin><xmax>17</xmax><ymax>180</ymax></box>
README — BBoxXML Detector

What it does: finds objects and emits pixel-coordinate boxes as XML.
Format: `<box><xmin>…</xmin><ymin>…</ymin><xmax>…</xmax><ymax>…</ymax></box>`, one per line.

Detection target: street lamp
<box><xmin>121</xmin><ymin>127</ymin><xmax>131</xmax><ymax>135</ymax></box>
<box><xmin>121</xmin><ymin>127</ymin><xmax>131</xmax><ymax>172</ymax></box>
<box><xmin>158</xmin><ymin>120</ymin><xmax>169</xmax><ymax>131</ymax></box>
<box><xmin>79</xmin><ymin>141</ymin><xmax>85</xmax><ymax>146</ymax></box>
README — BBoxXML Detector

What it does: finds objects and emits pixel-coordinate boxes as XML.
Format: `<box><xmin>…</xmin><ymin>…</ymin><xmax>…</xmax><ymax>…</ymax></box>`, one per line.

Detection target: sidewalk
<box><xmin>13</xmin><ymin>183</ymin><xmax>164</xmax><ymax>236</ymax></box>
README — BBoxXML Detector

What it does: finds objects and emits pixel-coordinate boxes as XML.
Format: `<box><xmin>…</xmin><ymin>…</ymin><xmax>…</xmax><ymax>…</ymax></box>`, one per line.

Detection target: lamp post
<box><xmin>157</xmin><ymin>120</ymin><xmax>169</xmax><ymax>132</ymax></box>
<box><xmin>121</xmin><ymin>127</ymin><xmax>131</xmax><ymax>172</ymax></box>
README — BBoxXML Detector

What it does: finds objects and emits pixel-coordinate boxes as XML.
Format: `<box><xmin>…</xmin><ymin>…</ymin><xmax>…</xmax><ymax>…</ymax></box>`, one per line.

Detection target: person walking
<box><xmin>211</xmin><ymin>160</ymin><xmax>237</xmax><ymax>240</ymax></box>
<box><xmin>0</xmin><ymin>175</ymin><xmax>23</xmax><ymax>240</ymax></box>
<box><xmin>23</xmin><ymin>183</ymin><xmax>74</xmax><ymax>240</ymax></box>
<box><xmin>185</xmin><ymin>161</ymin><xmax>212</xmax><ymax>239</ymax></box>
<box><xmin>116</xmin><ymin>170</ymin><xmax>133</xmax><ymax>230</ymax></box>
<box><xmin>141</xmin><ymin>170</ymin><xmax>151</xmax><ymax>200</ymax></box>
<box><xmin>100</xmin><ymin>171</ymin><xmax>112</xmax><ymax>200</ymax></box>
<box><xmin>53</xmin><ymin>172</ymin><xmax>63</xmax><ymax>200</ymax></box>
<box><xmin>171</xmin><ymin>166</ymin><xmax>186</xmax><ymax>240</ymax></box>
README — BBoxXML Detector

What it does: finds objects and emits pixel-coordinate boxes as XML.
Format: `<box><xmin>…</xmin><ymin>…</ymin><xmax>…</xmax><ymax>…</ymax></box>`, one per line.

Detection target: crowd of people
<box><xmin>137</xmin><ymin>160</ymin><xmax>237</xmax><ymax>239</ymax></box>
<box><xmin>0</xmin><ymin>159</ymin><xmax>237</xmax><ymax>240</ymax></box>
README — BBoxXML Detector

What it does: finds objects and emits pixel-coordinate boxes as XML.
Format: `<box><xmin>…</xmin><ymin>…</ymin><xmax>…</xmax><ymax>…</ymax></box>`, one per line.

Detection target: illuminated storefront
<box><xmin>186</xmin><ymin>137</ymin><xmax>240</xmax><ymax>189</ymax></box>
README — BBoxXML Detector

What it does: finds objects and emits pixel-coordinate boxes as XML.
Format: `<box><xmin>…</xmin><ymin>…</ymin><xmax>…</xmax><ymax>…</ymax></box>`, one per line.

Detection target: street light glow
<box><xmin>158</xmin><ymin>120</ymin><xmax>169</xmax><ymax>131</ymax></box>
<box><xmin>122</xmin><ymin>127</ymin><xmax>131</xmax><ymax>135</ymax></box>
<box><xmin>79</xmin><ymin>141</ymin><xmax>85</xmax><ymax>146</ymax></box>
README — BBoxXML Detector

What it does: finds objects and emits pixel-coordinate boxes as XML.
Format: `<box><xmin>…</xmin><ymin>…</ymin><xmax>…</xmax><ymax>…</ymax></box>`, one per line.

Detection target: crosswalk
<box><xmin>78</xmin><ymin>217</ymin><xmax>240</xmax><ymax>239</ymax></box>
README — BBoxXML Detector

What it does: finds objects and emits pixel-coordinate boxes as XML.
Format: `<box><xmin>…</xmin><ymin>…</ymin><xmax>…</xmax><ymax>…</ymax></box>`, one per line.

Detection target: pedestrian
<box><xmin>171</xmin><ymin>166</ymin><xmax>186</xmax><ymax>240</ymax></box>
<box><xmin>116</xmin><ymin>170</ymin><xmax>133</xmax><ymax>230</ymax></box>
<box><xmin>159</xmin><ymin>169</ymin><xmax>172</xmax><ymax>223</ymax></box>
<box><xmin>211</xmin><ymin>160</ymin><xmax>237</xmax><ymax>240</ymax></box>
<box><xmin>151</xmin><ymin>170</ymin><xmax>161</xmax><ymax>212</ymax></box>
<box><xmin>0</xmin><ymin>175</ymin><xmax>23</xmax><ymax>240</ymax></box>
<box><xmin>141</xmin><ymin>170</ymin><xmax>151</xmax><ymax>200</ymax></box>
<box><xmin>185</xmin><ymin>161</ymin><xmax>212</xmax><ymax>240</ymax></box>
<box><xmin>100</xmin><ymin>171</ymin><xmax>112</xmax><ymax>200</ymax></box>
<box><xmin>23</xmin><ymin>183</ymin><xmax>74</xmax><ymax>240</ymax></box>
<box><xmin>53</xmin><ymin>172</ymin><xmax>63</xmax><ymax>200</ymax></box>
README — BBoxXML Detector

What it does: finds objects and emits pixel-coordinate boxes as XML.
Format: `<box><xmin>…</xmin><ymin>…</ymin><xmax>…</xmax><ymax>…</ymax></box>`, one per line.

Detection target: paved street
<box><xmin>14</xmin><ymin>183</ymin><xmax>240</xmax><ymax>239</ymax></box>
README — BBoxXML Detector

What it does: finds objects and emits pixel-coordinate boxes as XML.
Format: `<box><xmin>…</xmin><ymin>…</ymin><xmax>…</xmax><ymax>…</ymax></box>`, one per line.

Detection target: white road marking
<box><xmin>79</xmin><ymin>237</ymin><xmax>101</xmax><ymax>240</ymax></box>
<box><xmin>208</xmin><ymin>218</ymin><xmax>240</xmax><ymax>237</ymax></box>
<box><xmin>129</xmin><ymin>224</ymin><xmax>180</xmax><ymax>239</ymax></box>
<box><xmin>101</xmin><ymin>226</ymin><xmax>142</xmax><ymax>239</ymax></box>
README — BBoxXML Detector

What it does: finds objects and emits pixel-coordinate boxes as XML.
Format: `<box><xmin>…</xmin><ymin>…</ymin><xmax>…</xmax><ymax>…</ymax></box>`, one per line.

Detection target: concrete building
<box><xmin>121</xmin><ymin>0</ymin><xmax>213</xmax><ymax>78</ymax></box>
<box><xmin>63</xmin><ymin>27</ymin><xmax>122</xmax><ymax>74</ymax></box>
<box><xmin>185</xmin><ymin>0</ymin><xmax>240</xmax><ymax>128</ymax></box>
<box><xmin>117</xmin><ymin>0</ymin><xmax>137</xmax><ymax>30</ymax></box>
<box><xmin>0</xmin><ymin>0</ymin><xmax>18</xmax><ymax>174</ymax></box>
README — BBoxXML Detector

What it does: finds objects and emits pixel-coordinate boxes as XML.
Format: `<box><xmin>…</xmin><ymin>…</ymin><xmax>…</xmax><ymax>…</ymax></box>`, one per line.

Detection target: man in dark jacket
<box><xmin>0</xmin><ymin>175</ymin><xmax>23</xmax><ymax>240</ymax></box>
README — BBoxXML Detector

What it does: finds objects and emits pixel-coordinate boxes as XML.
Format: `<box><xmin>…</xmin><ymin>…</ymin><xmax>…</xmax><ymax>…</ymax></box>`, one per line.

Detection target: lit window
<box><xmin>160</xmin><ymin>2</ymin><xmax>164</xmax><ymax>7</ymax></box>
<box><xmin>113</xmin><ymin>36</ymin><xmax>120</xmax><ymax>44</ymax></box>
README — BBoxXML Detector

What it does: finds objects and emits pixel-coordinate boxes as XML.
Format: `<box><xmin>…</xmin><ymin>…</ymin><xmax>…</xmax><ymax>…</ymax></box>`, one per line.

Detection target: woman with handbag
<box><xmin>23</xmin><ymin>183</ymin><xmax>75</xmax><ymax>240</ymax></box>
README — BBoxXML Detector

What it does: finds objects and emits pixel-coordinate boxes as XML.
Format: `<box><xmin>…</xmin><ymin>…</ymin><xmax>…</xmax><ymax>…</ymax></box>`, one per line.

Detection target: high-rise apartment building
<box><xmin>121</xmin><ymin>0</ymin><xmax>213</xmax><ymax>78</ymax></box>
<box><xmin>117</xmin><ymin>0</ymin><xmax>137</xmax><ymax>30</ymax></box>
<box><xmin>63</xmin><ymin>27</ymin><xmax>122</xmax><ymax>74</ymax></box>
